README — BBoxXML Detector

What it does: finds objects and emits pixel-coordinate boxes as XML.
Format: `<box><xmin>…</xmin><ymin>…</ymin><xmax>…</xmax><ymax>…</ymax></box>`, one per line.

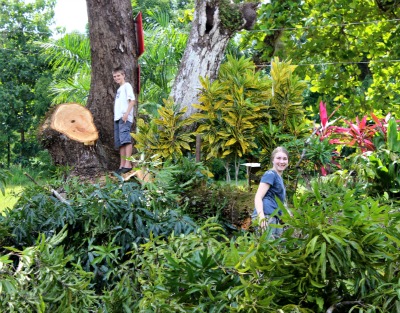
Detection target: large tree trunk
<box><xmin>170</xmin><ymin>0</ymin><xmax>230</xmax><ymax>118</ymax></box>
<box><xmin>86</xmin><ymin>0</ymin><xmax>138</xmax><ymax>171</ymax></box>
<box><xmin>170</xmin><ymin>0</ymin><xmax>258</xmax><ymax>118</ymax></box>
<box><xmin>41</xmin><ymin>0</ymin><xmax>138</xmax><ymax>176</ymax></box>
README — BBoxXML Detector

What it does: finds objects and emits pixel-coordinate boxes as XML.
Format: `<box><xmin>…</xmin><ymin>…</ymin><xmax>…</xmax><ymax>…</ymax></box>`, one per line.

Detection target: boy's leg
<box><xmin>118</xmin><ymin>120</ymin><xmax>133</xmax><ymax>170</ymax></box>
<box><xmin>119</xmin><ymin>143</ymin><xmax>133</xmax><ymax>168</ymax></box>
<box><xmin>114</xmin><ymin>120</ymin><xmax>123</xmax><ymax>169</ymax></box>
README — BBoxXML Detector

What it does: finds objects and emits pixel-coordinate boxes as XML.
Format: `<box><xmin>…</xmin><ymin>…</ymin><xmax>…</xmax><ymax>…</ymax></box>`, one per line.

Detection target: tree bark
<box><xmin>86</xmin><ymin>0</ymin><xmax>138</xmax><ymax>170</ymax></box>
<box><xmin>41</xmin><ymin>0</ymin><xmax>138</xmax><ymax>176</ymax></box>
<box><xmin>170</xmin><ymin>0</ymin><xmax>258</xmax><ymax>118</ymax></box>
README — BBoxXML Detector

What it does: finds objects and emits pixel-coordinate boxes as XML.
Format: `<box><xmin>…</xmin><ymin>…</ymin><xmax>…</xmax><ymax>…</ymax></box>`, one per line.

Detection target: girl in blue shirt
<box><xmin>252</xmin><ymin>146</ymin><xmax>289</xmax><ymax>237</ymax></box>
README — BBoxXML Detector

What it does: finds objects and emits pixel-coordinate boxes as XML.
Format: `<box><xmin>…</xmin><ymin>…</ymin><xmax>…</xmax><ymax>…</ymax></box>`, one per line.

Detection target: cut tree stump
<box><xmin>50</xmin><ymin>103</ymin><xmax>98</xmax><ymax>145</ymax></box>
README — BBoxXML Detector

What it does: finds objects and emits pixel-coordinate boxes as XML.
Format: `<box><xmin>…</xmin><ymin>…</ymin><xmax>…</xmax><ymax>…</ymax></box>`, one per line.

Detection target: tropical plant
<box><xmin>303</xmin><ymin>102</ymin><xmax>397</xmax><ymax>176</ymax></box>
<box><xmin>332</xmin><ymin>116</ymin><xmax>378</xmax><ymax>152</ymax></box>
<box><xmin>304</xmin><ymin>137</ymin><xmax>338</xmax><ymax>176</ymax></box>
<box><xmin>39</xmin><ymin>32</ymin><xmax>91</xmax><ymax>104</ymax></box>
<box><xmin>193</xmin><ymin>55</ymin><xmax>272</xmax><ymax>182</ymax></box>
<box><xmin>269</xmin><ymin>57</ymin><xmax>306</xmax><ymax>131</ymax></box>
<box><xmin>0</xmin><ymin>229</ymin><xmax>100</xmax><ymax>312</ymax></box>
<box><xmin>132</xmin><ymin>98</ymin><xmax>195</xmax><ymax>160</ymax></box>
<box><xmin>350</xmin><ymin>117</ymin><xmax>400</xmax><ymax>198</ymax></box>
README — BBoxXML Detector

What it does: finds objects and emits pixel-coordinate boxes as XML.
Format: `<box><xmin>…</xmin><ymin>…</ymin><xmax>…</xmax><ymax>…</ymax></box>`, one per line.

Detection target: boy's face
<box><xmin>113</xmin><ymin>71</ymin><xmax>125</xmax><ymax>85</ymax></box>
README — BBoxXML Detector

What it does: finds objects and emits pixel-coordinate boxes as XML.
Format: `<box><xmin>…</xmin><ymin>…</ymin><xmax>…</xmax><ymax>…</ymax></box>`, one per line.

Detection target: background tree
<box><xmin>192</xmin><ymin>55</ymin><xmax>271</xmax><ymax>182</ymax></box>
<box><xmin>170</xmin><ymin>0</ymin><xmax>259</xmax><ymax>117</ymax></box>
<box><xmin>0</xmin><ymin>0</ymin><xmax>55</xmax><ymax>167</ymax></box>
<box><xmin>245</xmin><ymin>0</ymin><xmax>400</xmax><ymax>116</ymax></box>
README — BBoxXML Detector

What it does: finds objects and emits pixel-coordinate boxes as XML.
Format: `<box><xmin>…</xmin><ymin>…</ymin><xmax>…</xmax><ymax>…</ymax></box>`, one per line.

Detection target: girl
<box><xmin>252</xmin><ymin>146</ymin><xmax>289</xmax><ymax>237</ymax></box>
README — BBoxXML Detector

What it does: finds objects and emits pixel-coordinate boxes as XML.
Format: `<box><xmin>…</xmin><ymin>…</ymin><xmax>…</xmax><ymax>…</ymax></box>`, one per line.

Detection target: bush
<box><xmin>1</xmin><ymin>163</ymin><xmax>399</xmax><ymax>312</ymax></box>
<box><xmin>119</xmin><ymin>182</ymin><xmax>400</xmax><ymax>312</ymax></box>
<box><xmin>0</xmin><ymin>176</ymin><xmax>197</xmax><ymax>292</ymax></box>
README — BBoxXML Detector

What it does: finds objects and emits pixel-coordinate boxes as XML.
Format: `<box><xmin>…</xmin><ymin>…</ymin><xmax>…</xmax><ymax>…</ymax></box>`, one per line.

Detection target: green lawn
<box><xmin>0</xmin><ymin>165</ymin><xmax>54</xmax><ymax>214</ymax></box>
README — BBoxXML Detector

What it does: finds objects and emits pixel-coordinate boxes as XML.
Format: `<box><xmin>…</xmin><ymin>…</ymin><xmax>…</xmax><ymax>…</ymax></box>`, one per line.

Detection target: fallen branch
<box><xmin>326</xmin><ymin>300</ymin><xmax>364</xmax><ymax>313</ymax></box>
<box><xmin>24</xmin><ymin>173</ymin><xmax>70</xmax><ymax>205</ymax></box>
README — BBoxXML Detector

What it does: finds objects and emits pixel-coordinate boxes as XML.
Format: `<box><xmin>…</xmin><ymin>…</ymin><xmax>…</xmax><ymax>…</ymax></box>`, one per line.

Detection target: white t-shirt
<box><xmin>114</xmin><ymin>82</ymin><xmax>136</xmax><ymax>122</ymax></box>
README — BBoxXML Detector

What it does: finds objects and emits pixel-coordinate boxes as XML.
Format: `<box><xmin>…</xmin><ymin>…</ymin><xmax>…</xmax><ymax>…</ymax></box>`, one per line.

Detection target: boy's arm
<box><xmin>122</xmin><ymin>98</ymin><xmax>137</xmax><ymax>122</ymax></box>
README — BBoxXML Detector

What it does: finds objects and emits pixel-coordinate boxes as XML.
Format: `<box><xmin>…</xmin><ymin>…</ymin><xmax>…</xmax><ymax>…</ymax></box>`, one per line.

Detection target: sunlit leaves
<box><xmin>193</xmin><ymin>55</ymin><xmax>271</xmax><ymax>161</ymax></box>
<box><xmin>132</xmin><ymin>98</ymin><xmax>195</xmax><ymax>160</ymax></box>
<box><xmin>270</xmin><ymin>57</ymin><xmax>306</xmax><ymax>131</ymax></box>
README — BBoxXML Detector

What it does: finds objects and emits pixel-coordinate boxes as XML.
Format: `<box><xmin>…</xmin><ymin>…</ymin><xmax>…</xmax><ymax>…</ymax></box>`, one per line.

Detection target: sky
<box><xmin>54</xmin><ymin>0</ymin><xmax>88</xmax><ymax>33</ymax></box>
<box><xmin>52</xmin><ymin>0</ymin><xmax>271</xmax><ymax>34</ymax></box>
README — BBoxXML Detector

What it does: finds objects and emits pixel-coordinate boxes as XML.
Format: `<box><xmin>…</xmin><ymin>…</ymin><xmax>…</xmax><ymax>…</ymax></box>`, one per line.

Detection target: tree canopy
<box><xmin>243</xmin><ymin>0</ymin><xmax>400</xmax><ymax>116</ymax></box>
<box><xmin>0</xmin><ymin>0</ymin><xmax>55</xmax><ymax>166</ymax></box>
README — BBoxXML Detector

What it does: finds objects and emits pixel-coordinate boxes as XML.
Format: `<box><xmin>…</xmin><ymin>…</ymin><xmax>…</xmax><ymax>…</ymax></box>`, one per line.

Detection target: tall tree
<box><xmin>244</xmin><ymin>0</ymin><xmax>400</xmax><ymax>116</ymax></box>
<box><xmin>170</xmin><ymin>0</ymin><xmax>259</xmax><ymax>117</ymax></box>
<box><xmin>41</xmin><ymin>0</ymin><xmax>139</xmax><ymax>174</ymax></box>
<box><xmin>0</xmin><ymin>0</ymin><xmax>55</xmax><ymax>167</ymax></box>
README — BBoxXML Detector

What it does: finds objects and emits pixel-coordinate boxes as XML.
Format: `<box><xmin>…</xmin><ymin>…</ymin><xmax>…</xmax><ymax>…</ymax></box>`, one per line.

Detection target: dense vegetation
<box><xmin>0</xmin><ymin>0</ymin><xmax>399</xmax><ymax>312</ymax></box>
<box><xmin>0</xmin><ymin>151</ymin><xmax>399</xmax><ymax>311</ymax></box>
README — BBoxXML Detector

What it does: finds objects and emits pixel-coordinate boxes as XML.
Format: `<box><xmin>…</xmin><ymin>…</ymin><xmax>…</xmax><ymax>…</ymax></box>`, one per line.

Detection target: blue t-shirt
<box><xmin>260</xmin><ymin>170</ymin><xmax>286</xmax><ymax>215</ymax></box>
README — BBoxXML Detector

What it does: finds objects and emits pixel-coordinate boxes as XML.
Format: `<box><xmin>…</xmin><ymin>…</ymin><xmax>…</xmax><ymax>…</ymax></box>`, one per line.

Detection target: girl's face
<box><xmin>272</xmin><ymin>151</ymin><xmax>289</xmax><ymax>173</ymax></box>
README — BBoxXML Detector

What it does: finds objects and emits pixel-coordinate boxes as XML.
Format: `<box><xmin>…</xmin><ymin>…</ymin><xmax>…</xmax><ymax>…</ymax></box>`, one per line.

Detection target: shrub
<box><xmin>0</xmin><ymin>176</ymin><xmax>197</xmax><ymax>293</ymax></box>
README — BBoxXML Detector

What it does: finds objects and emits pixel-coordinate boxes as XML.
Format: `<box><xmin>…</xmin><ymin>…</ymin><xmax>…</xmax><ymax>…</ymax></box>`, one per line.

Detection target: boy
<box><xmin>112</xmin><ymin>66</ymin><xmax>137</xmax><ymax>174</ymax></box>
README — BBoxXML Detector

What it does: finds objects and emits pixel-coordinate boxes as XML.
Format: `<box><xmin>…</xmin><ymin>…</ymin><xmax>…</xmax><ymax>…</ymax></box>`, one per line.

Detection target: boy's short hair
<box><xmin>112</xmin><ymin>66</ymin><xmax>125</xmax><ymax>75</ymax></box>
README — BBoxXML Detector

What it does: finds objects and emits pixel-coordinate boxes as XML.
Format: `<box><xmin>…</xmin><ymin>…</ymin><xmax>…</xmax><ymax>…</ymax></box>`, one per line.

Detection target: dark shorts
<box><xmin>251</xmin><ymin>210</ymin><xmax>284</xmax><ymax>238</ymax></box>
<box><xmin>114</xmin><ymin>119</ymin><xmax>132</xmax><ymax>149</ymax></box>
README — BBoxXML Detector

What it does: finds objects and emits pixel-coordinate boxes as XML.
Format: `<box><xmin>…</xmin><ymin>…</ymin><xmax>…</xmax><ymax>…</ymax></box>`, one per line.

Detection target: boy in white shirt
<box><xmin>112</xmin><ymin>66</ymin><xmax>137</xmax><ymax>174</ymax></box>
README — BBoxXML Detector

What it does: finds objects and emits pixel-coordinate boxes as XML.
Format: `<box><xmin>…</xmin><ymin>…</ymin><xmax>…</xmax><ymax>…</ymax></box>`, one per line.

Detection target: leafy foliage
<box><xmin>248</xmin><ymin>0</ymin><xmax>400</xmax><ymax>116</ymax></box>
<box><xmin>132</xmin><ymin>98</ymin><xmax>195</xmax><ymax>160</ymax></box>
<box><xmin>193</xmin><ymin>55</ymin><xmax>272</xmax><ymax>181</ymax></box>
<box><xmin>112</xmin><ymin>182</ymin><xmax>400</xmax><ymax>312</ymax></box>
<box><xmin>1</xmin><ymin>164</ymin><xmax>400</xmax><ymax>311</ymax></box>
<box><xmin>0</xmin><ymin>169</ymin><xmax>11</xmax><ymax>196</ymax></box>
<box><xmin>0</xmin><ymin>176</ymin><xmax>197</xmax><ymax>296</ymax></box>
<box><xmin>0</xmin><ymin>230</ymin><xmax>99</xmax><ymax>312</ymax></box>
<box><xmin>0</xmin><ymin>0</ymin><xmax>55</xmax><ymax>167</ymax></box>
<box><xmin>39</xmin><ymin>32</ymin><xmax>91</xmax><ymax>105</ymax></box>
<box><xmin>350</xmin><ymin>117</ymin><xmax>400</xmax><ymax>198</ymax></box>
<box><xmin>139</xmin><ymin>10</ymin><xmax>188</xmax><ymax>107</ymax></box>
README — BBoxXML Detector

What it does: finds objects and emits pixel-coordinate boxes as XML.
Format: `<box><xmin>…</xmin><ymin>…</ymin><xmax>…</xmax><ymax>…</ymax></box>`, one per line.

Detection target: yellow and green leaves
<box><xmin>193</xmin><ymin>56</ymin><xmax>272</xmax><ymax>161</ymax></box>
<box><xmin>132</xmin><ymin>98</ymin><xmax>195</xmax><ymax>160</ymax></box>
<box><xmin>270</xmin><ymin>57</ymin><xmax>306</xmax><ymax>131</ymax></box>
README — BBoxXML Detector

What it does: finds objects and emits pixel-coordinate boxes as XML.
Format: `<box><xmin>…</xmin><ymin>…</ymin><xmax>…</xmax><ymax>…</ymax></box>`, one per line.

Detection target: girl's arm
<box><xmin>254</xmin><ymin>182</ymin><xmax>270</xmax><ymax>229</ymax></box>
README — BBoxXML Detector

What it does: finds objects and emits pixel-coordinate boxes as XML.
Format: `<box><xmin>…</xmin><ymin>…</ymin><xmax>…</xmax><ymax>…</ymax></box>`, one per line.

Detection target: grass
<box><xmin>0</xmin><ymin>165</ymin><xmax>54</xmax><ymax>214</ymax></box>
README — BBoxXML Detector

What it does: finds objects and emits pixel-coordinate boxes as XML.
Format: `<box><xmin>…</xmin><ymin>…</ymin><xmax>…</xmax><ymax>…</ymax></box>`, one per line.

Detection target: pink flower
<box><xmin>319</xmin><ymin>101</ymin><xmax>328</xmax><ymax>129</ymax></box>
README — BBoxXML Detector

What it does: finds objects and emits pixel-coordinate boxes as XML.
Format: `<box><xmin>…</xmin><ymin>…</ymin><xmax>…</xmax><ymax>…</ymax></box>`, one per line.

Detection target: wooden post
<box><xmin>241</xmin><ymin>163</ymin><xmax>260</xmax><ymax>191</ymax></box>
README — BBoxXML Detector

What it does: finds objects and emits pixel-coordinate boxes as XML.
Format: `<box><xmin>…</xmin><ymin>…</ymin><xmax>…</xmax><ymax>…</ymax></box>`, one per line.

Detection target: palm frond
<box><xmin>39</xmin><ymin>32</ymin><xmax>91</xmax><ymax>75</ymax></box>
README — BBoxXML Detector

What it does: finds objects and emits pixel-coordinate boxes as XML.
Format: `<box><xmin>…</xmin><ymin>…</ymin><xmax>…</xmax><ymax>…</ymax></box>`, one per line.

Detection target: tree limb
<box><xmin>326</xmin><ymin>300</ymin><xmax>364</xmax><ymax>313</ymax></box>
<box><xmin>24</xmin><ymin>173</ymin><xmax>70</xmax><ymax>205</ymax></box>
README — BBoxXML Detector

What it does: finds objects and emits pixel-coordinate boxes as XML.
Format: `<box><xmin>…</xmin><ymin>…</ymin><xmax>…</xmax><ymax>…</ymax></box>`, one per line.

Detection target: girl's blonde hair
<box><xmin>271</xmin><ymin>146</ymin><xmax>289</xmax><ymax>162</ymax></box>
